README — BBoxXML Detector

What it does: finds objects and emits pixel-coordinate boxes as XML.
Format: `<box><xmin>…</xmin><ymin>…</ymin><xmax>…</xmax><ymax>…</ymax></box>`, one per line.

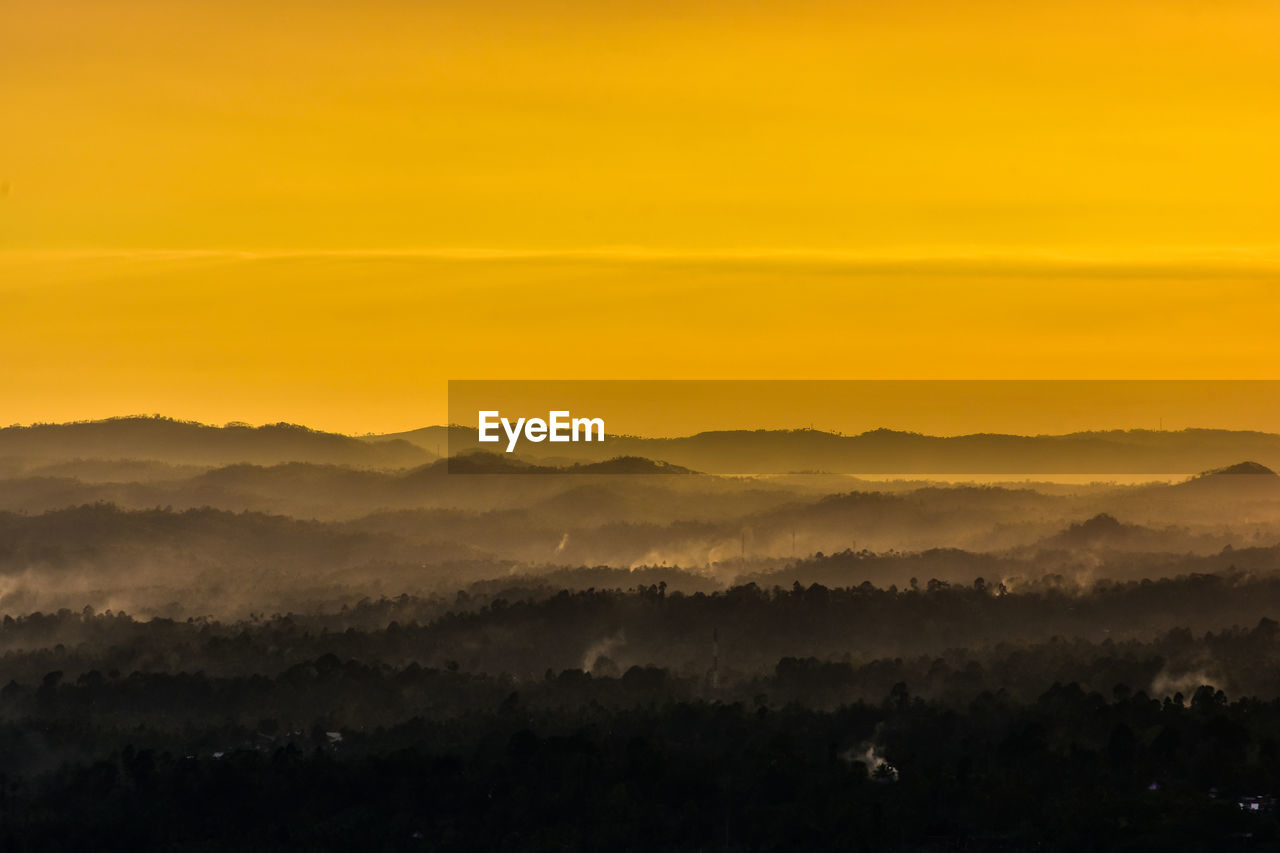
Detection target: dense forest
<box><xmin>3</xmin><ymin>419</ymin><xmax>1280</xmax><ymax>849</ymax></box>
<box><xmin>4</xmin><ymin>579</ymin><xmax>1280</xmax><ymax>849</ymax></box>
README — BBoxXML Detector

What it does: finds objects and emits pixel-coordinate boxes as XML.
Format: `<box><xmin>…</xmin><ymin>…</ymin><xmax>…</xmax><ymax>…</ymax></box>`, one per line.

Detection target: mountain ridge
<box><xmin>379</xmin><ymin>425</ymin><xmax>1280</xmax><ymax>474</ymax></box>
<box><xmin>10</xmin><ymin>417</ymin><xmax>1280</xmax><ymax>476</ymax></box>
<box><xmin>0</xmin><ymin>416</ymin><xmax>430</xmax><ymax>469</ymax></box>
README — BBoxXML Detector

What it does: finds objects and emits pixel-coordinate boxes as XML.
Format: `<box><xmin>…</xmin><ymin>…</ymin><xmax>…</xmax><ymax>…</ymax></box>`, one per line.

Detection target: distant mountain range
<box><xmin>378</xmin><ymin>425</ymin><xmax>1280</xmax><ymax>475</ymax></box>
<box><xmin>442</xmin><ymin>453</ymin><xmax>695</xmax><ymax>475</ymax></box>
<box><xmin>8</xmin><ymin>417</ymin><xmax>1280</xmax><ymax>475</ymax></box>
<box><xmin>0</xmin><ymin>417</ymin><xmax>429</xmax><ymax>470</ymax></box>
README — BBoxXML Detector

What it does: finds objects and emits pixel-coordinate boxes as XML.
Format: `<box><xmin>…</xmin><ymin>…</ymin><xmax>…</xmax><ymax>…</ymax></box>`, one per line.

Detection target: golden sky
<box><xmin>2</xmin><ymin>0</ymin><xmax>1279</xmax><ymax>432</ymax></box>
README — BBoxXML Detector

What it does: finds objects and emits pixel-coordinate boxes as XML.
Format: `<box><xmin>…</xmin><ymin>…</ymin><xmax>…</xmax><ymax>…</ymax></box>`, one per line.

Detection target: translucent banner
<box><xmin>445</xmin><ymin>380</ymin><xmax>1280</xmax><ymax>475</ymax></box>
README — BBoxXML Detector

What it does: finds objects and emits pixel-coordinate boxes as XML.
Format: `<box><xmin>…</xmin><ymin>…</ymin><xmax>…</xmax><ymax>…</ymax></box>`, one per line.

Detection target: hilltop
<box><xmin>0</xmin><ymin>417</ymin><xmax>429</xmax><ymax>469</ymax></box>
<box><xmin>1196</xmin><ymin>461</ymin><xmax>1278</xmax><ymax>477</ymax></box>
<box><xmin>384</xmin><ymin>425</ymin><xmax>1280</xmax><ymax>475</ymax></box>
<box><xmin>440</xmin><ymin>453</ymin><xmax>696</xmax><ymax>475</ymax></box>
<box><xmin>12</xmin><ymin>417</ymin><xmax>1280</xmax><ymax>479</ymax></box>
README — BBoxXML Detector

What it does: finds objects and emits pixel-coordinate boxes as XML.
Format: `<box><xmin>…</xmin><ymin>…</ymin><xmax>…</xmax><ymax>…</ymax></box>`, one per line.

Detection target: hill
<box><xmin>441</xmin><ymin>453</ymin><xmax>695</xmax><ymax>475</ymax></box>
<box><xmin>0</xmin><ymin>417</ymin><xmax>430</xmax><ymax>469</ymax></box>
<box><xmin>1031</xmin><ymin>513</ymin><xmax>1193</xmax><ymax>553</ymax></box>
<box><xmin>394</xmin><ymin>426</ymin><xmax>1280</xmax><ymax>475</ymax></box>
<box><xmin>17</xmin><ymin>419</ymin><xmax>1280</xmax><ymax>476</ymax></box>
<box><xmin>1196</xmin><ymin>461</ymin><xmax>1278</xmax><ymax>477</ymax></box>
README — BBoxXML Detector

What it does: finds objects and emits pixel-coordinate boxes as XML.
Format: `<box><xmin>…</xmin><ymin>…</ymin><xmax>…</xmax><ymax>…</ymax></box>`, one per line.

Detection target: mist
<box><xmin>4</xmin><ymin>417</ymin><xmax>1280</xmax><ymax>848</ymax></box>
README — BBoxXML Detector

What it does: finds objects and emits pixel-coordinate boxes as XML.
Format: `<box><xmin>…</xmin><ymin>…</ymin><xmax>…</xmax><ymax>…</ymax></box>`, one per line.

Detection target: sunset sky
<box><xmin>3</xmin><ymin>0</ymin><xmax>1278</xmax><ymax>433</ymax></box>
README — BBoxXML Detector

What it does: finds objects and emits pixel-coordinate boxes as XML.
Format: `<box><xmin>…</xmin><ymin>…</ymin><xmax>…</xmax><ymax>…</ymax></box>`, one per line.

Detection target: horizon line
<box><xmin>7</xmin><ymin>414</ymin><xmax>1280</xmax><ymax>442</ymax></box>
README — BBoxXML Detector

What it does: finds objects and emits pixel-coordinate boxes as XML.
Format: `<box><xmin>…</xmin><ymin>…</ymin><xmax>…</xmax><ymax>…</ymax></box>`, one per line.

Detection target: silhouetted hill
<box><xmin>368</xmin><ymin>425</ymin><xmax>450</xmax><ymax>453</ymax></box>
<box><xmin>440</xmin><ymin>453</ymin><xmax>540</xmax><ymax>474</ymax></box>
<box><xmin>0</xmin><ymin>503</ymin><xmax>490</xmax><ymax>613</ymax></box>
<box><xmin>407</xmin><ymin>426</ymin><xmax>1280</xmax><ymax>474</ymax></box>
<box><xmin>441</xmin><ymin>453</ymin><xmax>695</xmax><ymax>475</ymax></box>
<box><xmin>1197</xmin><ymin>461</ymin><xmax>1278</xmax><ymax>477</ymax></box>
<box><xmin>18</xmin><ymin>419</ymin><xmax>1280</xmax><ymax>475</ymax></box>
<box><xmin>1034</xmin><ymin>513</ymin><xmax>1177</xmax><ymax>552</ymax></box>
<box><xmin>568</xmin><ymin>456</ymin><xmax>695</xmax><ymax>475</ymax></box>
<box><xmin>1168</xmin><ymin>461</ymin><xmax>1280</xmax><ymax>499</ymax></box>
<box><xmin>0</xmin><ymin>417</ymin><xmax>430</xmax><ymax>469</ymax></box>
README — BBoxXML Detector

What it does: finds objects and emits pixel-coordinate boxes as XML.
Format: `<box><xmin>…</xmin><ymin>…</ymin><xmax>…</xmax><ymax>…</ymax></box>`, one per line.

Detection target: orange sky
<box><xmin>2</xmin><ymin>0</ymin><xmax>1278</xmax><ymax>432</ymax></box>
